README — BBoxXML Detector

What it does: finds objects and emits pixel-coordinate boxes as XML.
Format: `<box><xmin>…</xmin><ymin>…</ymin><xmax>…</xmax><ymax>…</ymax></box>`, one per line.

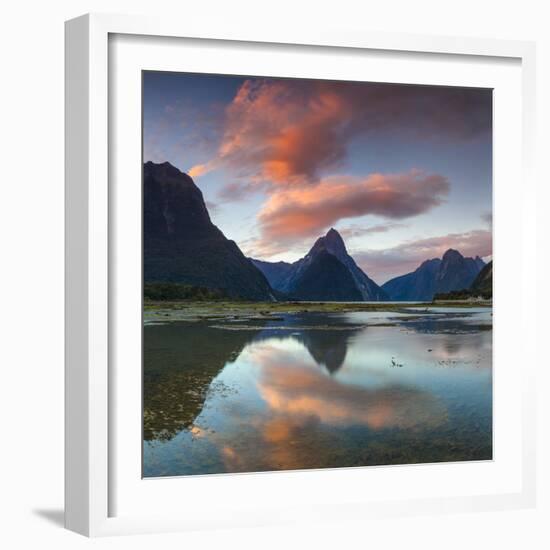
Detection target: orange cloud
<box><xmin>214</xmin><ymin>80</ymin><xmax>353</xmax><ymax>186</ymax></box>
<box><xmin>184</xmin><ymin>79</ymin><xmax>490</xmax><ymax>254</ymax></box>
<box><xmin>256</xmin><ymin>170</ymin><xmax>449</xmax><ymax>245</ymax></box>
<box><xmin>188</xmin><ymin>162</ymin><xmax>212</xmax><ymax>178</ymax></box>
<box><xmin>170</xmin><ymin>337</ymin><xmax>485</xmax><ymax>473</ymax></box>
<box><xmin>262</xmin><ymin>418</ymin><xmax>294</xmax><ymax>443</ymax></box>
<box><xmin>202</xmin><ymin>78</ymin><xmax>490</xmax><ymax>191</ymax></box>
<box><xmin>257</xmin><ymin>361</ymin><xmax>448</xmax><ymax>432</ymax></box>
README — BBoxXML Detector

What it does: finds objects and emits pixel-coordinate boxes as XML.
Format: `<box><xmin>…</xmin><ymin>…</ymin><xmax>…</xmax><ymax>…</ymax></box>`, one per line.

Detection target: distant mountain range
<box><xmin>251</xmin><ymin>228</ymin><xmax>388</xmax><ymax>301</ymax></box>
<box><xmin>381</xmin><ymin>249</ymin><xmax>485</xmax><ymax>301</ymax></box>
<box><xmin>144</xmin><ymin>161</ymin><xmax>488</xmax><ymax>303</ymax></box>
<box><xmin>144</xmin><ymin>161</ymin><xmax>275</xmax><ymax>301</ymax></box>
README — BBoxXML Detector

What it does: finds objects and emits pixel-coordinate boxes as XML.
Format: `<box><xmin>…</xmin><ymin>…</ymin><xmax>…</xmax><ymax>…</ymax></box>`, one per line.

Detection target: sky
<box><xmin>143</xmin><ymin>71</ymin><xmax>493</xmax><ymax>284</ymax></box>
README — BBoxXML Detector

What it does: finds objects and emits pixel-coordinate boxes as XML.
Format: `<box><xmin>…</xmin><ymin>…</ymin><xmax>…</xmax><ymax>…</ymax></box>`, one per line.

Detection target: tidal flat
<box><xmin>143</xmin><ymin>301</ymin><xmax>492</xmax><ymax>477</ymax></box>
<box><xmin>143</xmin><ymin>299</ymin><xmax>492</xmax><ymax>324</ymax></box>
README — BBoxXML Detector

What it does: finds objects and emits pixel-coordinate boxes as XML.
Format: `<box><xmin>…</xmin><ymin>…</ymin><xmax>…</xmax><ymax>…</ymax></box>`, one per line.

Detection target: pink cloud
<box><xmin>256</xmin><ymin>169</ymin><xmax>449</xmax><ymax>246</ymax></box>
<box><xmin>352</xmin><ymin>229</ymin><xmax>493</xmax><ymax>284</ymax></box>
<box><xmin>257</xmin><ymin>356</ymin><xmax>448</xmax><ymax>431</ymax></box>
<box><xmin>188</xmin><ymin>163</ymin><xmax>210</xmax><ymax>178</ymax></box>
<box><xmin>190</xmin><ymin>78</ymin><xmax>491</xmax><ymax>189</ymax></box>
<box><xmin>195</xmin><ymin>79</ymin><xmax>353</xmax><ymax>186</ymax></box>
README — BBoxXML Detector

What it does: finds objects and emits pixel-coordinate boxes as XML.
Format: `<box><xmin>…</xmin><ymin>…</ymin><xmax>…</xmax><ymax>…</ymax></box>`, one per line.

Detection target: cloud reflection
<box><xmin>257</xmin><ymin>358</ymin><xmax>448</xmax><ymax>431</ymax></box>
<box><xmin>185</xmin><ymin>338</ymin><xmax>452</xmax><ymax>473</ymax></box>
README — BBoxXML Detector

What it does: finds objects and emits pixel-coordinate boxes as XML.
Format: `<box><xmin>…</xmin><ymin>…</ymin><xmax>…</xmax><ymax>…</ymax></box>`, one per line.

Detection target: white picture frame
<box><xmin>65</xmin><ymin>12</ymin><xmax>537</xmax><ymax>537</ymax></box>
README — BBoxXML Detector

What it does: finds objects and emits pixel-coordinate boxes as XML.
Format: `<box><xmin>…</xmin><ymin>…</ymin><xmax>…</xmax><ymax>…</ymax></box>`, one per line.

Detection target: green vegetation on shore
<box><xmin>433</xmin><ymin>289</ymin><xmax>491</xmax><ymax>300</ymax></box>
<box><xmin>144</xmin><ymin>299</ymin><xmax>492</xmax><ymax>324</ymax></box>
<box><xmin>144</xmin><ymin>282</ymin><xmax>229</xmax><ymax>302</ymax></box>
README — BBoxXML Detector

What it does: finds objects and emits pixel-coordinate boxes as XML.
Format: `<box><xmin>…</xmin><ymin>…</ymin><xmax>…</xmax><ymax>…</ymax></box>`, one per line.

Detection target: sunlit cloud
<box><xmin>191</xmin><ymin>78</ymin><xmax>491</xmax><ymax>190</ymax></box>
<box><xmin>188</xmin><ymin>163</ymin><xmax>212</xmax><ymax>178</ymax></box>
<box><xmin>254</xmin><ymin>170</ymin><xmax>449</xmax><ymax>249</ymax></box>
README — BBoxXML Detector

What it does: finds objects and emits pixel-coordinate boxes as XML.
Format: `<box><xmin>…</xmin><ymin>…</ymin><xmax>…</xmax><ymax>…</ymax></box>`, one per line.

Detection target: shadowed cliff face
<box><xmin>471</xmin><ymin>260</ymin><xmax>492</xmax><ymax>295</ymax></box>
<box><xmin>144</xmin><ymin>161</ymin><xmax>274</xmax><ymax>301</ymax></box>
<box><xmin>435</xmin><ymin>249</ymin><xmax>483</xmax><ymax>293</ymax></box>
<box><xmin>144</xmin><ymin>161</ymin><xmax>214</xmax><ymax>240</ymax></box>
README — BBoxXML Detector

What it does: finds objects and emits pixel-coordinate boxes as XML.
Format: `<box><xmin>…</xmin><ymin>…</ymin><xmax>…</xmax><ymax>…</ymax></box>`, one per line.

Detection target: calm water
<box><xmin>143</xmin><ymin>307</ymin><xmax>492</xmax><ymax>477</ymax></box>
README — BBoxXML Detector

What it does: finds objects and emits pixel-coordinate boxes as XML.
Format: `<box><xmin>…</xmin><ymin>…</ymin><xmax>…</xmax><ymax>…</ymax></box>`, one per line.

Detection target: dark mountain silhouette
<box><xmin>144</xmin><ymin>161</ymin><xmax>274</xmax><ymax>301</ymax></box>
<box><xmin>309</xmin><ymin>229</ymin><xmax>388</xmax><ymax>300</ymax></box>
<box><xmin>252</xmin><ymin>228</ymin><xmax>388</xmax><ymax>301</ymax></box>
<box><xmin>432</xmin><ymin>259</ymin><xmax>493</xmax><ymax>301</ymax></box>
<box><xmin>474</xmin><ymin>256</ymin><xmax>486</xmax><ymax>271</ymax></box>
<box><xmin>435</xmin><ymin>249</ymin><xmax>484</xmax><ymax>294</ymax></box>
<box><xmin>288</xmin><ymin>250</ymin><xmax>363</xmax><ymax>301</ymax></box>
<box><xmin>382</xmin><ymin>249</ymin><xmax>485</xmax><ymax>301</ymax></box>
<box><xmin>471</xmin><ymin>260</ymin><xmax>492</xmax><ymax>296</ymax></box>
<box><xmin>250</xmin><ymin>259</ymin><xmax>294</xmax><ymax>290</ymax></box>
<box><xmin>381</xmin><ymin>258</ymin><xmax>441</xmax><ymax>301</ymax></box>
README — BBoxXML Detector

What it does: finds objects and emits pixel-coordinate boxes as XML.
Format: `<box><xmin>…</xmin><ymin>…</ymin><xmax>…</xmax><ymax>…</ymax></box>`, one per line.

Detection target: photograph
<box><xmin>142</xmin><ymin>71</ymin><xmax>493</xmax><ymax>478</ymax></box>
<box><xmin>0</xmin><ymin>1</ymin><xmax>543</xmax><ymax>545</ymax></box>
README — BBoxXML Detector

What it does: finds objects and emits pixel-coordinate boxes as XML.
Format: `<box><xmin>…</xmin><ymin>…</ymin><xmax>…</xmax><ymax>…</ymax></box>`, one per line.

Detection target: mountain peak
<box><xmin>144</xmin><ymin>160</ymin><xmax>197</xmax><ymax>188</ymax></box>
<box><xmin>442</xmin><ymin>248</ymin><xmax>463</xmax><ymax>261</ymax></box>
<box><xmin>323</xmin><ymin>227</ymin><xmax>345</xmax><ymax>248</ymax></box>
<box><xmin>383</xmin><ymin>248</ymin><xmax>485</xmax><ymax>301</ymax></box>
<box><xmin>145</xmin><ymin>159</ymin><xmax>178</xmax><ymax>171</ymax></box>
<box><xmin>309</xmin><ymin>229</ymin><xmax>346</xmax><ymax>258</ymax></box>
<box><xmin>254</xmin><ymin>226</ymin><xmax>388</xmax><ymax>301</ymax></box>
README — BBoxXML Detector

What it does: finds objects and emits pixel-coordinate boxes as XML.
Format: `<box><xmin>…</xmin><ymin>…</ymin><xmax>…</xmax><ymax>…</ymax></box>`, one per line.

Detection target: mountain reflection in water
<box><xmin>143</xmin><ymin>308</ymin><xmax>492</xmax><ymax>477</ymax></box>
